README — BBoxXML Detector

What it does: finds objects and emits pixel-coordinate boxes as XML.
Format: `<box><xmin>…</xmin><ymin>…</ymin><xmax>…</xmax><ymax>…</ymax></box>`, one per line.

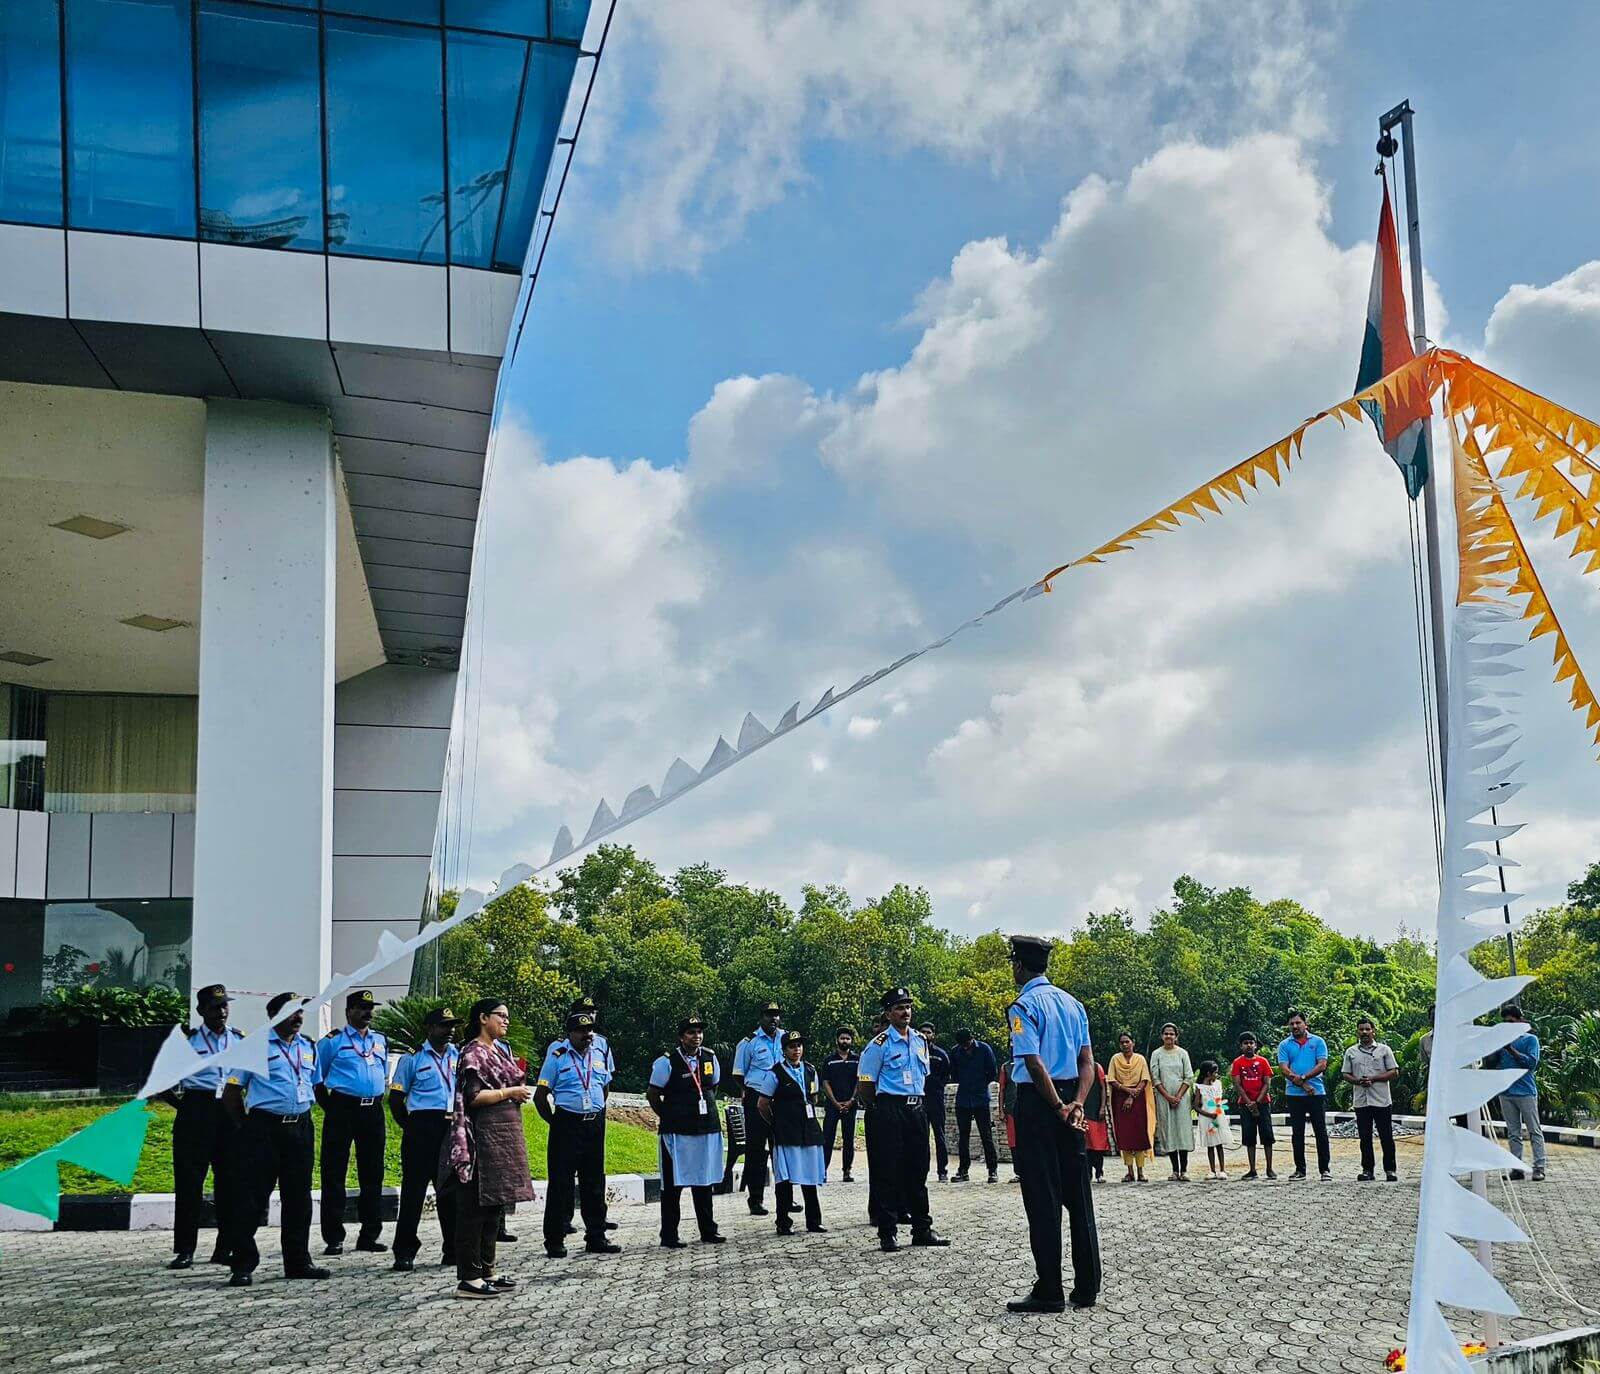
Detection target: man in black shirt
<box><xmin>821</xmin><ymin>1028</ymin><xmax>860</xmax><ymax>1182</ymax></box>
<box><xmin>949</xmin><ymin>1028</ymin><xmax>1000</xmax><ymax>1182</ymax></box>
<box><xmin>921</xmin><ymin>1022</ymin><xmax>953</xmax><ymax>1183</ymax></box>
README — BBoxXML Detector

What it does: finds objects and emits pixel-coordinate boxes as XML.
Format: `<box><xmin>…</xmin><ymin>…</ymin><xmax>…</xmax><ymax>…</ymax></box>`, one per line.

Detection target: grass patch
<box><xmin>0</xmin><ymin>1098</ymin><xmax>660</xmax><ymax>1194</ymax></box>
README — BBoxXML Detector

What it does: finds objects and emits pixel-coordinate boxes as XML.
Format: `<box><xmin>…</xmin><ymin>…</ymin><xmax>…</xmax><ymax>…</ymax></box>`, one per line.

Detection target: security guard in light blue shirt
<box><xmin>535</xmin><ymin>1012</ymin><xmax>620</xmax><ymax>1256</ymax></box>
<box><xmin>314</xmin><ymin>989</ymin><xmax>390</xmax><ymax>1255</ymax></box>
<box><xmin>165</xmin><ymin>983</ymin><xmax>245</xmax><ymax>1269</ymax></box>
<box><xmin>221</xmin><ymin>992</ymin><xmax>327</xmax><ymax>1285</ymax></box>
<box><xmin>1003</xmin><ymin>934</ymin><xmax>1100</xmax><ymax>1317</ymax></box>
<box><xmin>731</xmin><ymin>1001</ymin><xmax>785</xmax><ymax>1213</ymax></box>
<box><xmin>388</xmin><ymin>1006</ymin><xmax>460</xmax><ymax>1271</ymax></box>
<box><xmin>857</xmin><ymin>987</ymin><xmax>948</xmax><ymax>1251</ymax></box>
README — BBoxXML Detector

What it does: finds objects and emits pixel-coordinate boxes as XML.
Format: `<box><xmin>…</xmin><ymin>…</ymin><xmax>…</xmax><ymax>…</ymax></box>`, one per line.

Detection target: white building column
<box><xmin>191</xmin><ymin>400</ymin><xmax>336</xmax><ymax>1016</ymax></box>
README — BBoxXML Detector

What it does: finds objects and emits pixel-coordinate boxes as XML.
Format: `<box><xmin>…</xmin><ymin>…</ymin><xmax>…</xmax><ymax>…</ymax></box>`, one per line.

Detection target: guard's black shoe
<box><xmin>1386</xmin><ymin>1172</ymin><xmax>1400</xmax><ymax>1182</ymax></box>
<box><xmin>167</xmin><ymin>1254</ymin><xmax>194</xmax><ymax>1271</ymax></box>
<box><xmin>1356</xmin><ymin>1171</ymin><xmax>1375</xmax><ymax>1182</ymax></box>
<box><xmin>841</xmin><ymin>1171</ymin><xmax>854</xmax><ymax>1182</ymax></box>
<box><xmin>911</xmin><ymin>1230</ymin><xmax>950</xmax><ymax>1247</ymax></box>
<box><xmin>986</xmin><ymin>1170</ymin><xmax>999</xmax><ymax>1183</ymax></box>
<box><xmin>497</xmin><ymin>1228</ymin><xmax>518</xmax><ymax>1243</ymax></box>
<box><xmin>700</xmin><ymin>1231</ymin><xmax>726</xmax><ymax>1244</ymax></box>
<box><xmin>354</xmin><ymin>1237</ymin><xmax>388</xmax><ymax>1253</ymax></box>
<box><xmin>564</xmin><ymin>1223</ymin><xmax>577</xmax><ymax>1236</ymax></box>
<box><xmin>806</xmin><ymin>1224</ymin><xmax>828</xmax><ymax>1233</ymax></box>
<box><xmin>879</xmin><ymin>1233</ymin><xmax>900</xmax><ymax>1252</ymax></box>
<box><xmin>392</xmin><ymin>1257</ymin><xmax>415</xmax><ymax>1272</ymax></box>
<box><xmin>544</xmin><ymin>1244</ymin><xmax>567</xmax><ymax>1258</ymax></box>
<box><xmin>1068</xmin><ymin>1291</ymin><xmax>1098</xmax><ymax>1310</ymax></box>
<box><xmin>747</xmin><ymin>1203</ymin><xmax>769</xmax><ymax>1216</ymax></box>
<box><xmin>604</xmin><ymin>1220</ymin><xmax>619</xmax><ymax>1231</ymax></box>
<box><xmin>1240</xmin><ymin>1170</ymin><xmax>1258</xmax><ymax>1180</ymax></box>
<box><xmin>487</xmin><ymin>1275</ymin><xmax>517</xmax><ymax>1290</ymax></box>
<box><xmin>228</xmin><ymin>1271</ymin><xmax>253</xmax><ymax>1288</ymax></box>
<box><xmin>207</xmin><ymin>1248</ymin><xmax>232</xmax><ymax>1266</ymax></box>
<box><xmin>286</xmin><ymin>1266</ymin><xmax>330</xmax><ymax>1280</ymax></box>
<box><xmin>1006</xmin><ymin>1294</ymin><xmax>1065</xmax><ymax>1314</ymax></box>
<box><xmin>1289</xmin><ymin>1169</ymin><xmax>1307</xmax><ymax>1179</ymax></box>
<box><xmin>323</xmin><ymin>1243</ymin><xmax>344</xmax><ymax>1256</ymax></box>
<box><xmin>950</xmin><ymin>1172</ymin><xmax>970</xmax><ymax>1183</ymax></box>
<box><xmin>584</xmin><ymin>1239</ymin><xmax>621</xmax><ymax>1255</ymax></box>
<box><xmin>660</xmin><ymin>1237</ymin><xmax>686</xmax><ymax>1249</ymax></box>
<box><xmin>775</xmin><ymin>1221</ymin><xmax>795</xmax><ymax>1236</ymax></box>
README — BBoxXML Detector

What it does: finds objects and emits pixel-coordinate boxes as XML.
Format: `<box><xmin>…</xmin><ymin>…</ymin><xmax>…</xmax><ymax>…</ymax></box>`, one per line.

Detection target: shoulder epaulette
<box><xmin>872</xmin><ymin>1032</ymin><xmax>888</xmax><ymax>1046</ymax></box>
<box><xmin>320</xmin><ymin>1030</ymin><xmax>337</xmax><ymax>1040</ymax></box>
<box><xmin>552</xmin><ymin>1044</ymin><xmax>567</xmax><ymax>1057</ymax></box>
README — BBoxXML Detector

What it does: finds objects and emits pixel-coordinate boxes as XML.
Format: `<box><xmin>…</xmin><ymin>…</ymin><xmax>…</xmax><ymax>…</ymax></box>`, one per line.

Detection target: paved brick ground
<box><xmin>2</xmin><ymin>1138</ymin><xmax>1595</xmax><ymax>1374</ymax></box>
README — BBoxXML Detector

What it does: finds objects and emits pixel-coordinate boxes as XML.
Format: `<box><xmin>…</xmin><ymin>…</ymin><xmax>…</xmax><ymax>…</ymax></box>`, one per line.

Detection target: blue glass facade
<box><xmin>0</xmin><ymin>0</ymin><xmax>587</xmax><ymax>271</ymax></box>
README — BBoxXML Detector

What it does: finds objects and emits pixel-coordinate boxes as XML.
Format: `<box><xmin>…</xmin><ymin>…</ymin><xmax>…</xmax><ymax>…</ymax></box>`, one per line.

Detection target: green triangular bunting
<box><xmin>52</xmin><ymin>1100</ymin><xmax>152</xmax><ymax>1188</ymax></box>
<box><xmin>0</xmin><ymin>1152</ymin><xmax>61</xmax><ymax>1222</ymax></box>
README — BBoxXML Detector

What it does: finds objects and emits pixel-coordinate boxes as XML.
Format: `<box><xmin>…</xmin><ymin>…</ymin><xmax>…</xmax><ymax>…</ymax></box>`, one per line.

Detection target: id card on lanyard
<box><xmin>787</xmin><ymin>1063</ymin><xmax>815</xmax><ymax>1118</ymax></box>
<box><xmin>571</xmin><ymin>1045</ymin><xmax>596</xmax><ymax>1110</ymax></box>
<box><xmin>682</xmin><ymin>1051</ymin><xmax>709</xmax><ymax>1115</ymax></box>
<box><xmin>277</xmin><ymin>1039</ymin><xmax>310</xmax><ymax>1104</ymax></box>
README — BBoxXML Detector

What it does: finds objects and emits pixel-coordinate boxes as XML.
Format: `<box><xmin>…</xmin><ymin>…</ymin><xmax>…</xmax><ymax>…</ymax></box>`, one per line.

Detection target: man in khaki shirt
<box><xmin>1341</xmin><ymin>1017</ymin><xmax>1400</xmax><ymax>1181</ymax></box>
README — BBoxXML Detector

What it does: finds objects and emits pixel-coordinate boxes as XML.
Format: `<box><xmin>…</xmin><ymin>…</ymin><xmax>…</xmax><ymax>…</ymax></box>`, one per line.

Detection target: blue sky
<box><xmin>456</xmin><ymin>1</ymin><xmax>1600</xmax><ymax>941</ymax></box>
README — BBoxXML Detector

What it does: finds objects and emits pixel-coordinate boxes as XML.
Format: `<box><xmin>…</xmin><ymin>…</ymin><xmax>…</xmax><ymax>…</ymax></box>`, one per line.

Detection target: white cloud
<box><xmin>846</xmin><ymin>715</ymin><xmax>881</xmax><ymax>739</ymax></box>
<box><xmin>583</xmin><ymin>0</ymin><xmax>1334</xmax><ymax>270</ymax></box>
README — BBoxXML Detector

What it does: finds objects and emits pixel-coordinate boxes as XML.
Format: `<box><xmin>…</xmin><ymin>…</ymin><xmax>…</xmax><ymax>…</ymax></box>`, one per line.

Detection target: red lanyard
<box><xmin>570</xmin><ymin>1044</ymin><xmax>593</xmax><ymax>1095</ymax></box>
<box><xmin>344</xmin><ymin>1028</ymin><xmax>376</xmax><ymax>1063</ymax></box>
<box><xmin>274</xmin><ymin>1039</ymin><xmax>303</xmax><ymax>1085</ymax></box>
<box><xmin>679</xmin><ymin>1050</ymin><xmax>704</xmax><ymax>1099</ymax></box>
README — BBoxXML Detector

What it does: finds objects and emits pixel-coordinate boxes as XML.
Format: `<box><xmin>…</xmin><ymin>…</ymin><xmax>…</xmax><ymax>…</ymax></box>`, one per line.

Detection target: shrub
<box><xmin>40</xmin><ymin>984</ymin><xmax>186</xmax><ymax>1029</ymax></box>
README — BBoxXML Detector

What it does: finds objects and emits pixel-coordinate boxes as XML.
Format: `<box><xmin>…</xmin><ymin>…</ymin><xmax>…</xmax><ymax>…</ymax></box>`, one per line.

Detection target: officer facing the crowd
<box><xmin>1004</xmin><ymin>934</ymin><xmax>1101</xmax><ymax>1315</ymax></box>
<box><xmin>315</xmin><ymin>990</ymin><xmax>390</xmax><ymax>1256</ymax></box>
<box><xmin>163</xmin><ymin>982</ymin><xmax>244</xmax><ymax>1270</ymax></box>
<box><xmin>730</xmin><ymin>1000</ymin><xmax>785</xmax><ymax>1215</ymax></box>
<box><xmin>857</xmin><ymin>987</ymin><xmax>949</xmax><ymax>1252</ymax></box>
<box><xmin>388</xmin><ymin>1006</ymin><xmax>460</xmax><ymax>1272</ymax></box>
<box><xmin>535</xmin><ymin>1010</ymin><xmax>620</xmax><ymax>1258</ymax></box>
<box><xmin>221</xmin><ymin>993</ymin><xmax>329</xmax><ymax>1286</ymax></box>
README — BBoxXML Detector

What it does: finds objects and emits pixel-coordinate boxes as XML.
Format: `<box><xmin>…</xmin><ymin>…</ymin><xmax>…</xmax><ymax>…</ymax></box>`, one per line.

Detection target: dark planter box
<box><xmin>97</xmin><ymin>1024</ymin><xmax>176</xmax><ymax>1094</ymax></box>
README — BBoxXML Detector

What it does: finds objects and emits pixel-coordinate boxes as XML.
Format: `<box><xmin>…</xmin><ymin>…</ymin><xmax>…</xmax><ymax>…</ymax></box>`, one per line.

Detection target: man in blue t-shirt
<box><xmin>1276</xmin><ymin>1010</ymin><xmax>1331</xmax><ymax>1180</ymax></box>
<box><xmin>1489</xmin><ymin>1004</ymin><xmax>1546</xmax><ymax>1181</ymax></box>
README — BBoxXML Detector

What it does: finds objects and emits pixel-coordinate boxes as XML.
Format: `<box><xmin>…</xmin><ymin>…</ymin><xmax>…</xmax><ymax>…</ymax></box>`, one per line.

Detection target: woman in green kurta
<box><xmin>1148</xmin><ymin>1023</ymin><xmax>1194</xmax><ymax>1181</ymax></box>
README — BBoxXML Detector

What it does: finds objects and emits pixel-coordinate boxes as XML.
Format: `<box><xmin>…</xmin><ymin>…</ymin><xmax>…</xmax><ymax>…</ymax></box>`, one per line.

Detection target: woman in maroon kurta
<box><xmin>447</xmin><ymin>998</ymin><xmax>534</xmax><ymax>1298</ymax></box>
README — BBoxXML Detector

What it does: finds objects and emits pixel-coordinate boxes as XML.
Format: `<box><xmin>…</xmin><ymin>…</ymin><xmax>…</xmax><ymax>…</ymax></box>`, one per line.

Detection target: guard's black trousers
<box><xmin>171</xmin><ymin>1092</ymin><xmax>237</xmax><ymax>1258</ymax></box>
<box><xmin>1014</xmin><ymin>1082</ymin><xmax>1101</xmax><ymax>1303</ymax></box>
<box><xmin>774</xmin><ymin>1180</ymin><xmax>822</xmax><ymax>1229</ymax></box>
<box><xmin>544</xmin><ymin>1108</ymin><xmax>608</xmax><ymax>1247</ymax></box>
<box><xmin>739</xmin><ymin>1087</ymin><xmax>771</xmax><ymax>1204</ymax></box>
<box><xmin>865</xmin><ymin>1095</ymin><xmax>932</xmax><ymax>1238</ymax></box>
<box><xmin>659</xmin><ymin>1141</ymin><xmax>717</xmax><ymax>1241</ymax></box>
<box><xmin>320</xmin><ymin>1092</ymin><xmax>386</xmax><ymax>1246</ymax></box>
<box><xmin>392</xmin><ymin>1110</ymin><xmax>456</xmax><ymax>1263</ymax></box>
<box><xmin>927</xmin><ymin>1090</ymin><xmax>950</xmax><ymax>1173</ymax></box>
<box><xmin>823</xmin><ymin>1101</ymin><xmax>856</xmax><ymax>1173</ymax></box>
<box><xmin>229</xmin><ymin>1110</ymin><xmax>315</xmax><ymax>1276</ymax></box>
<box><xmin>955</xmin><ymin>1104</ymin><xmax>998</xmax><ymax>1175</ymax></box>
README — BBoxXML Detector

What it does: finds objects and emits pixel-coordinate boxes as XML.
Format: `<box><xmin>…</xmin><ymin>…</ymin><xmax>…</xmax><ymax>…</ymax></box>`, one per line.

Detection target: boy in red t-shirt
<box><xmin>1229</xmin><ymin>1032</ymin><xmax>1277</xmax><ymax>1179</ymax></box>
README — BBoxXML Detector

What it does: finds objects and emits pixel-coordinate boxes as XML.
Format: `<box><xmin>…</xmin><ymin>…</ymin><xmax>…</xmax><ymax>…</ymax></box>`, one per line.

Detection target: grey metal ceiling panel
<box><xmin>358</xmin><ymin>536</ymin><xmax>473</xmax><ymax>574</ymax></box>
<box><xmin>362</xmin><ymin>563</ymin><xmax>472</xmax><ymax>598</ymax></box>
<box><xmin>0</xmin><ymin>314</ymin><xmax>114</xmax><ymax>388</ymax></box>
<box><xmin>344</xmin><ymin>471</ymin><xmax>481</xmax><ymax>521</ymax></box>
<box><xmin>74</xmin><ymin>321</ymin><xmax>238</xmax><ymax>399</ymax></box>
<box><xmin>382</xmin><ymin>629</ymin><xmax>465</xmax><ymax>653</ymax></box>
<box><xmin>336</xmin><ymin>435</ymin><xmax>485</xmax><ymax>489</ymax></box>
<box><xmin>352</xmin><ymin>506</ymin><xmax>476</xmax><ymax>548</ymax></box>
<box><xmin>332</xmin><ymin>343</ymin><xmax>498</xmax><ymax>414</ymax></box>
<box><xmin>205</xmin><ymin>329</ymin><xmax>343</xmax><ymax>404</ymax></box>
<box><xmin>329</xmin><ymin>393</ymin><xmax>491</xmax><ymax>452</ymax></box>
<box><xmin>375</xmin><ymin>609</ymin><xmax>468</xmax><ymax>636</ymax></box>
<box><xmin>369</xmin><ymin>587</ymin><xmax>469</xmax><ymax>618</ymax></box>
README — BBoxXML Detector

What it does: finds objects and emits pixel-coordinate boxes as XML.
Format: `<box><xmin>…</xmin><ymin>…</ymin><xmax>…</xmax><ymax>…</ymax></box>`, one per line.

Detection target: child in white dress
<box><xmin>1193</xmin><ymin>1060</ymin><xmax>1233</xmax><ymax>1179</ymax></box>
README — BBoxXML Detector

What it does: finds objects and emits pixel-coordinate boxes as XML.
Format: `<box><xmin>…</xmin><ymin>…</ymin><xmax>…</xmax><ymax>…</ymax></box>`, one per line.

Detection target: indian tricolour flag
<box><xmin>1356</xmin><ymin>178</ymin><xmax>1432</xmax><ymax>498</ymax></box>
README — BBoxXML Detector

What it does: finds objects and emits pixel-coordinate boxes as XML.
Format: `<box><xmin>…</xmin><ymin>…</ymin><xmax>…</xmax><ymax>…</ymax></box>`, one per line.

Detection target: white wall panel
<box><xmin>200</xmin><ymin>243</ymin><xmax>326</xmax><ymax>341</ymax></box>
<box><xmin>45</xmin><ymin>812</ymin><xmax>90</xmax><ymax>900</ymax></box>
<box><xmin>334</xmin><ymin>665</ymin><xmax>456</xmax><ymax>728</ymax></box>
<box><xmin>14</xmin><ymin>812</ymin><xmax>47</xmax><ymax>899</ymax></box>
<box><xmin>333</xmin><ymin>790</ymin><xmax>441</xmax><ymax>857</ymax></box>
<box><xmin>332</xmin><ymin>725</ymin><xmax>449</xmax><ymax>792</ymax></box>
<box><xmin>0</xmin><ymin>810</ymin><xmax>17</xmax><ymax>897</ymax></box>
<box><xmin>328</xmin><ymin>258</ymin><xmax>447</xmax><ymax>353</ymax></box>
<box><xmin>89</xmin><ymin>813</ymin><xmax>175</xmax><ymax>899</ymax></box>
<box><xmin>333</xmin><ymin>856</ymin><xmax>431</xmax><ymax>923</ymax></box>
<box><xmin>448</xmin><ymin>267</ymin><xmax>517</xmax><ymax>360</ymax></box>
<box><xmin>171</xmin><ymin>813</ymin><xmax>196</xmax><ymax>899</ymax></box>
<box><xmin>0</xmin><ymin>224</ymin><xmax>66</xmax><ymax>318</ymax></box>
<box><xmin>68</xmin><ymin>232</ymin><xmax>199</xmax><ymax>328</ymax></box>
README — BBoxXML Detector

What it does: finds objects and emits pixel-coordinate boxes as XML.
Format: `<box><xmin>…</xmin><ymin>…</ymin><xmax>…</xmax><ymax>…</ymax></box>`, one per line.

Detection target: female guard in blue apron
<box><xmin>646</xmin><ymin>1015</ymin><xmax>727</xmax><ymax>1248</ymax></box>
<box><xmin>751</xmin><ymin>1030</ymin><xmax>827</xmax><ymax>1235</ymax></box>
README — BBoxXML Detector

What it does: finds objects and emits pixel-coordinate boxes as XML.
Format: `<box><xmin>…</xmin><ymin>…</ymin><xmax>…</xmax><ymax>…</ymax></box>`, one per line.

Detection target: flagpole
<box><xmin>1380</xmin><ymin>99</ymin><xmax>1501</xmax><ymax>1351</ymax></box>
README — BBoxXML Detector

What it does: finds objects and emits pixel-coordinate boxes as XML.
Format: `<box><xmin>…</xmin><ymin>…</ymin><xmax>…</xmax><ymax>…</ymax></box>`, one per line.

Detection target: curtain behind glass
<box><xmin>44</xmin><ymin>694</ymin><xmax>197</xmax><ymax>814</ymax></box>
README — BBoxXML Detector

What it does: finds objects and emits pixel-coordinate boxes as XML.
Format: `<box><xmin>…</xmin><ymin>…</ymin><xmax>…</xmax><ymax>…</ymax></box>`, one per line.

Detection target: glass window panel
<box><xmin>446</xmin><ymin>0</ymin><xmax>547</xmax><ymax>38</ymax></box>
<box><xmin>66</xmin><ymin>0</ymin><xmax>195</xmax><ymax>237</ymax></box>
<box><xmin>198</xmin><ymin>3</ymin><xmax>323</xmax><ymax>252</ymax></box>
<box><xmin>492</xmin><ymin>40</ymin><xmax>574</xmax><ymax>271</ymax></box>
<box><xmin>327</xmin><ymin>1</ymin><xmax>442</xmax><ymax>24</ymax></box>
<box><xmin>445</xmin><ymin>31</ymin><xmax>524</xmax><ymax>268</ymax></box>
<box><xmin>324</xmin><ymin>17</ymin><xmax>446</xmax><ymax>263</ymax></box>
<box><xmin>0</xmin><ymin>901</ymin><xmax>46</xmax><ymax>1020</ymax></box>
<box><xmin>43</xmin><ymin>900</ymin><xmax>192</xmax><ymax>995</ymax></box>
<box><xmin>0</xmin><ymin>0</ymin><xmax>63</xmax><ymax>227</ymax></box>
<box><xmin>43</xmin><ymin>693</ymin><xmax>197</xmax><ymax>814</ymax></box>
<box><xmin>550</xmin><ymin>0</ymin><xmax>590</xmax><ymax>43</ymax></box>
<box><xmin>1</xmin><ymin>684</ymin><xmax>46</xmax><ymax>811</ymax></box>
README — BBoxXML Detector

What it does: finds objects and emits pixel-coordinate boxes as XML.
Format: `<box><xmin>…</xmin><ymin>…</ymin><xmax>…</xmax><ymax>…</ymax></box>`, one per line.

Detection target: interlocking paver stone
<box><xmin>1</xmin><ymin>1138</ymin><xmax>1595</xmax><ymax>1373</ymax></box>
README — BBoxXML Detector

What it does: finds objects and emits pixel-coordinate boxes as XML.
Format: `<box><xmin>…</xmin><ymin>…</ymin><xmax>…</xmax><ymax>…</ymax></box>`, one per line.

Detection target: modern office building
<box><xmin>0</xmin><ymin>0</ymin><xmax>599</xmax><ymax>1027</ymax></box>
